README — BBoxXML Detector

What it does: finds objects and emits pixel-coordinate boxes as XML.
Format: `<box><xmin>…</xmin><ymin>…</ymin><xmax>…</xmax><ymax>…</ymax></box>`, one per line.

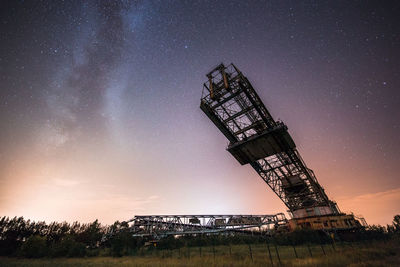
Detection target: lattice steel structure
<box><xmin>127</xmin><ymin>214</ymin><xmax>287</xmax><ymax>238</ymax></box>
<box><xmin>200</xmin><ymin>63</ymin><xmax>340</xmax><ymax>218</ymax></box>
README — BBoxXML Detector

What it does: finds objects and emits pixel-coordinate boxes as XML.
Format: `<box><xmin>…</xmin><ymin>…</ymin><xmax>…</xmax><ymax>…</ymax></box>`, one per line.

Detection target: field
<box><xmin>1</xmin><ymin>239</ymin><xmax>399</xmax><ymax>266</ymax></box>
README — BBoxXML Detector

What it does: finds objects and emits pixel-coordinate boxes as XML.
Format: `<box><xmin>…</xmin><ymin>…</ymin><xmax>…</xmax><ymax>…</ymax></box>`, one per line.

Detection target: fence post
<box><xmin>292</xmin><ymin>244</ymin><xmax>298</xmax><ymax>258</ymax></box>
<box><xmin>188</xmin><ymin>246</ymin><xmax>191</xmax><ymax>259</ymax></box>
<box><xmin>307</xmin><ymin>244</ymin><xmax>313</xmax><ymax>257</ymax></box>
<box><xmin>331</xmin><ymin>241</ymin><xmax>336</xmax><ymax>251</ymax></box>
<box><xmin>199</xmin><ymin>246</ymin><xmax>202</xmax><ymax>257</ymax></box>
<box><xmin>248</xmin><ymin>244</ymin><xmax>253</xmax><ymax>262</ymax></box>
<box><xmin>330</xmin><ymin>233</ymin><xmax>336</xmax><ymax>252</ymax></box>
<box><xmin>229</xmin><ymin>244</ymin><xmax>232</xmax><ymax>257</ymax></box>
<box><xmin>274</xmin><ymin>240</ymin><xmax>281</xmax><ymax>266</ymax></box>
<box><xmin>320</xmin><ymin>243</ymin><xmax>326</xmax><ymax>255</ymax></box>
<box><xmin>266</xmin><ymin>239</ymin><xmax>274</xmax><ymax>267</ymax></box>
<box><xmin>318</xmin><ymin>234</ymin><xmax>326</xmax><ymax>256</ymax></box>
<box><xmin>213</xmin><ymin>244</ymin><xmax>216</xmax><ymax>261</ymax></box>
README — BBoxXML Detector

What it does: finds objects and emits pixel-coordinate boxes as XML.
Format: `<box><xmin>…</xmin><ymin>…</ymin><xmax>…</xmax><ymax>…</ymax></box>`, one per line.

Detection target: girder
<box><xmin>200</xmin><ymin>63</ymin><xmax>339</xmax><ymax>217</ymax></box>
<box><xmin>127</xmin><ymin>214</ymin><xmax>287</xmax><ymax>238</ymax></box>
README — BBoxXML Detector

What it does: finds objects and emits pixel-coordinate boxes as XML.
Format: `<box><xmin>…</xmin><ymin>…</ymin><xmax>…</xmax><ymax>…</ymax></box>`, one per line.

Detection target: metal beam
<box><xmin>127</xmin><ymin>214</ymin><xmax>287</xmax><ymax>238</ymax></box>
<box><xmin>200</xmin><ymin>63</ymin><xmax>338</xmax><ymax>215</ymax></box>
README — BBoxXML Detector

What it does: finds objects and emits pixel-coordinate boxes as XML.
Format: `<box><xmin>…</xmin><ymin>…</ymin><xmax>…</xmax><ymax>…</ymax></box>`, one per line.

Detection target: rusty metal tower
<box><xmin>200</xmin><ymin>63</ymin><xmax>340</xmax><ymax>219</ymax></box>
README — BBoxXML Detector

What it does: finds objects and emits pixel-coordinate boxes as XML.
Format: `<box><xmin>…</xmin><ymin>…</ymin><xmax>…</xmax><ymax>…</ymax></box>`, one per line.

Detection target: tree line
<box><xmin>0</xmin><ymin>217</ymin><xmax>143</xmax><ymax>257</ymax></box>
<box><xmin>0</xmin><ymin>215</ymin><xmax>399</xmax><ymax>258</ymax></box>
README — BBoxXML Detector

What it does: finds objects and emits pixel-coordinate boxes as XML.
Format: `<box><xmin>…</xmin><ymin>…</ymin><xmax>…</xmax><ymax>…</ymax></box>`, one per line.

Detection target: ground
<box><xmin>1</xmin><ymin>239</ymin><xmax>399</xmax><ymax>266</ymax></box>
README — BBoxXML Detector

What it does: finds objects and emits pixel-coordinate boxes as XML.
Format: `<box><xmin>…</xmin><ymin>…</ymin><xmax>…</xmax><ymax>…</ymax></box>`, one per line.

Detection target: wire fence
<box><xmin>136</xmin><ymin>238</ymin><xmax>380</xmax><ymax>265</ymax></box>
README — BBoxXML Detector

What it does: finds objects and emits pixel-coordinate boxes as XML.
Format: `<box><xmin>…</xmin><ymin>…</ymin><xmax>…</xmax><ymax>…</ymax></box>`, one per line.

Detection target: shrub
<box><xmin>20</xmin><ymin>235</ymin><xmax>47</xmax><ymax>258</ymax></box>
<box><xmin>51</xmin><ymin>236</ymin><xmax>86</xmax><ymax>257</ymax></box>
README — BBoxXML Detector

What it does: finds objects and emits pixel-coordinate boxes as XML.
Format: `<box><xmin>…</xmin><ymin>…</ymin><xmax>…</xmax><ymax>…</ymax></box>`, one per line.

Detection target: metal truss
<box><xmin>200</xmin><ymin>63</ymin><xmax>339</xmax><ymax>215</ymax></box>
<box><xmin>127</xmin><ymin>214</ymin><xmax>287</xmax><ymax>238</ymax></box>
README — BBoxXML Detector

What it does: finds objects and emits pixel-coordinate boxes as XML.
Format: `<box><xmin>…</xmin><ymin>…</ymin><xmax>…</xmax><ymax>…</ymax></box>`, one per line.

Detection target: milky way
<box><xmin>0</xmin><ymin>1</ymin><xmax>399</xmax><ymax>225</ymax></box>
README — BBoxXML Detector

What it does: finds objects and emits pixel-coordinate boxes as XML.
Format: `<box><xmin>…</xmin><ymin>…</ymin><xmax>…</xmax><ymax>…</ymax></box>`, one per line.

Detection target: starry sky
<box><xmin>0</xmin><ymin>1</ymin><xmax>399</xmax><ymax>226</ymax></box>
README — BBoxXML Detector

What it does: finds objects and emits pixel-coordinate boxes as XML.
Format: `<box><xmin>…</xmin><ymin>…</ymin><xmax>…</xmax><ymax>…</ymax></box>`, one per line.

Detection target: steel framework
<box><xmin>127</xmin><ymin>214</ymin><xmax>287</xmax><ymax>238</ymax></box>
<box><xmin>200</xmin><ymin>63</ymin><xmax>340</xmax><ymax>218</ymax></box>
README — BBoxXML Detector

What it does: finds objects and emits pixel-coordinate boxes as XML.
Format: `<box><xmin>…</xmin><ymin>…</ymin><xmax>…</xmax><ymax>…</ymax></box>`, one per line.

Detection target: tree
<box><xmin>20</xmin><ymin>235</ymin><xmax>47</xmax><ymax>258</ymax></box>
<box><xmin>76</xmin><ymin>220</ymin><xmax>103</xmax><ymax>248</ymax></box>
<box><xmin>51</xmin><ymin>236</ymin><xmax>86</xmax><ymax>257</ymax></box>
<box><xmin>393</xmin><ymin>215</ymin><xmax>400</xmax><ymax>232</ymax></box>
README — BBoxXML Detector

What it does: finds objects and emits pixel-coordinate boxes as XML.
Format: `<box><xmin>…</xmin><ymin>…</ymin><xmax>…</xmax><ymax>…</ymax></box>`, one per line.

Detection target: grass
<box><xmin>1</xmin><ymin>239</ymin><xmax>399</xmax><ymax>266</ymax></box>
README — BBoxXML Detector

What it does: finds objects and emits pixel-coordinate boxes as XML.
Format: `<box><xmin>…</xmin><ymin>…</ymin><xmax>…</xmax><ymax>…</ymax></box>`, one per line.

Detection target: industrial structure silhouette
<box><xmin>128</xmin><ymin>63</ymin><xmax>366</xmax><ymax>238</ymax></box>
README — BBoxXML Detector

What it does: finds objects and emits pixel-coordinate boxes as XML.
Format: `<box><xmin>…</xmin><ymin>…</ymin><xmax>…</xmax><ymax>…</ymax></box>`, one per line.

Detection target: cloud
<box><xmin>2</xmin><ymin>176</ymin><xmax>162</xmax><ymax>224</ymax></box>
<box><xmin>337</xmin><ymin>187</ymin><xmax>400</xmax><ymax>226</ymax></box>
<box><xmin>130</xmin><ymin>195</ymin><xmax>160</xmax><ymax>211</ymax></box>
<box><xmin>74</xmin><ymin>193</ymin><xmax>162</xmax><ymax>223</ymax></box>
<box><xmin>53</xmin><ymin>178</ymin><xmax>82</xmax><ymax>187</ymax></box>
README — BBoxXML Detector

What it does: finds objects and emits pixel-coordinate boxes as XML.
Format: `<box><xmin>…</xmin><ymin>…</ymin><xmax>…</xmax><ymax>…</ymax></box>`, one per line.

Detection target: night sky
<box><xmin>1</xmin><ymin>1</ymin><xmax>399</xmax><ymax>225</ymax></box>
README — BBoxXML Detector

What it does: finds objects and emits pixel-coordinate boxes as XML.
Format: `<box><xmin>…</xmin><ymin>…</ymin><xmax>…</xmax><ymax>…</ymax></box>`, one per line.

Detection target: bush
<box><xmin>110</xmin><ymin>234</ymin><xmax>124</xmax><ymax>257</ymax></box>
<box><xmin>68</xmin><ymin>241</ymin><xmax>86</xmax><ymax>257</ymax></box>
<box><xmin>0</xmin><ymin>239</ymin><xmax>21</xmax><ymax>256</ymax></box>
<box><xmin>20</xmin><ymin>235</ymin><xmax>47</xmax><ymax>258</ymax></box>
<box><xmin>51</xmin><ymin>236</ymin><xmax>86</xmax><ymax>257</ymax></box>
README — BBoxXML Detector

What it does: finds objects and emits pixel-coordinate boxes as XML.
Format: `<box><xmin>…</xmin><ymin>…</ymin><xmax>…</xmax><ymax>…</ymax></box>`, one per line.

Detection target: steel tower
<box><xmin>200</xmin><ymin>63</ymin><xmax>340</xmax><ymax>219</ymax></box>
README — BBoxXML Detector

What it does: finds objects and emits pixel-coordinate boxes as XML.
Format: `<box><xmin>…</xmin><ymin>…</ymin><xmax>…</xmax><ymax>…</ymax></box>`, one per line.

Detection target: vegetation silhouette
<box><xmin>0</xmin><ymin>215</ymin><xmax>399</xmax><ymax>258</ymax></box>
